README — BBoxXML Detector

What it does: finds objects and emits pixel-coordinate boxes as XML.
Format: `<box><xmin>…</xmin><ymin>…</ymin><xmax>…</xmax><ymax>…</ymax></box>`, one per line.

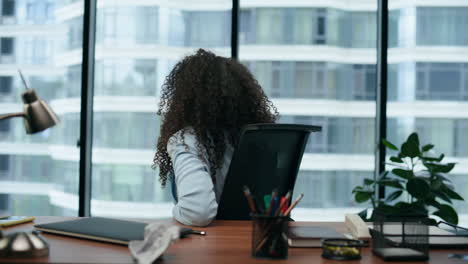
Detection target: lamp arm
<box><xmin>0</xmin><ymin>112</ymin><xmax>25</xmax><ymax>121</ymax></box>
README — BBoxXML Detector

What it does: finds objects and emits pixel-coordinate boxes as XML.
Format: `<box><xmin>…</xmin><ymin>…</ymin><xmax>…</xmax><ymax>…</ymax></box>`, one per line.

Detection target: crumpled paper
<box><xmin>129</xmin><ymin>222</ymin><xmax>180</xmax><ymax>264</ymax></box>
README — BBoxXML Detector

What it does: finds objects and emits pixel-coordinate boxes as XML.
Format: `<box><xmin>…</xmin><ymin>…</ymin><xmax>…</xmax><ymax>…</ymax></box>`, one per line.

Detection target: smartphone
<box><xmin>0</xmin><ymin>216</ymin><xmax>35</xmax><ymax>227</ymax></box>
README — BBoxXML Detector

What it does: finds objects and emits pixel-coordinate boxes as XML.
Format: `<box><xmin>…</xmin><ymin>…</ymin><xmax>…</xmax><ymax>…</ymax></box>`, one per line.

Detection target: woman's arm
<box><xmin>167</xmin><ymin>130</ymin><xmax>218</xmax><ymax>226</ymax></box>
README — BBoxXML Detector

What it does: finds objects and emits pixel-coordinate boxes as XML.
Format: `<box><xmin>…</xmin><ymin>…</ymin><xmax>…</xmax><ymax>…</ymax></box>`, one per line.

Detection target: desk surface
<box><xmin>0</xmin><ymin>217</ymin><xmax>466</xmax><ymax>264</ymax></box>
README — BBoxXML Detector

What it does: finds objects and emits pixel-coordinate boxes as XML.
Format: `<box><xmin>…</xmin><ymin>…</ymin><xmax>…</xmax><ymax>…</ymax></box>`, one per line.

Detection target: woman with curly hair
<box><xmin>153</xmin><ymin>49</ymin><xmax>278</xmax><ymax>226</ymax></box>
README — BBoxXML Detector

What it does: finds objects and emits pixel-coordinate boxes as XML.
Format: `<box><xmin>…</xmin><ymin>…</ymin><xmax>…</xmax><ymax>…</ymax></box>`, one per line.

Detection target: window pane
<box><xmin>91</xmin><ymin>1</ymin><xmax>231</xmax><ymax>218</ymax></box>
<box><xmin>388</xmin><ymin>3</ymin><xmax>468</xmax><ymax>225</ymax></box>
<box><xmin>2</xmin><ymin>0</ymin><xmax>15</xmax><ymax>16</ymax></box>
<box><xmin>240</xmin><ymin>2</ymin><xmax>377</xmax><ymax>221</ymax></box>
<box><xmin>0</xmin><ymin>1</ymin><xmax>82</xmax><ymax>216</ymax></box>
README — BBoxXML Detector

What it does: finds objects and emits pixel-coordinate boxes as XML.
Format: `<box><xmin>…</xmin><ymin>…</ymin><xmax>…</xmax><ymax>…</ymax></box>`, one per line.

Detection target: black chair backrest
<box><xmin>216</xmin><ymin>123</ymin><xmax>321</xmax><ymax>220</ymax></box>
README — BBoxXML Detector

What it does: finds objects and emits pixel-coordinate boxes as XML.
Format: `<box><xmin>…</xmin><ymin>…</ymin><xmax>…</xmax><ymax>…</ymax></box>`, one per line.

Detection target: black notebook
<box><xmin>34</xmin><ymin>217</ymin><xmax>147</xmax><ymax>245</ymax></box>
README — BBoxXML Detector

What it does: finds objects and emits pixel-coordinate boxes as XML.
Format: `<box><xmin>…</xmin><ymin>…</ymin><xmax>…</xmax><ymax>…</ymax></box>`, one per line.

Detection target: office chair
<box><xmin>216</xmin><ymin>123</ymin><xmax>321</xmax><ymax>220</ymax></box>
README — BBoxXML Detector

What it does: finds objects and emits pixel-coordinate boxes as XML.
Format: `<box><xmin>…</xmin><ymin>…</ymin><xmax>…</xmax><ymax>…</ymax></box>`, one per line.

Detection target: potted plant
<box><xmin>352</xmin><ymin>132</ymin><xmax>464</xmax><ymax>225</ymax></box>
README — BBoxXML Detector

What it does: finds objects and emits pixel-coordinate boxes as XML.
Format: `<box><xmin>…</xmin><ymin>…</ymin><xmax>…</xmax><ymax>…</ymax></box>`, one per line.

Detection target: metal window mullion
<box><xmin>78</xmin><ymin>0</ymin><xmax>97</xmax><ymax>217</ymax></box>
<box><xmin>231</xmin><ymin>0</ymin><xmax>239</xmax><ymax>59</ymax></box>
<box><xmin>375</xmin><ymin>0</ymin><xmax>388</xmax><ymax>200</ymax></box>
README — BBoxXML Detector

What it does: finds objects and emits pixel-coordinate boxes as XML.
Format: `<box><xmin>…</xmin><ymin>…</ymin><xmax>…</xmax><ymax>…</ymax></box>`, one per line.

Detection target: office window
<box><xmin>96</xmin><ymin>7</ymin><xmax>159</xmax><ymax>46</ymax></box>
<box><xmin>0</xmin><ymin>76</ymin><xmax>12</xmax><ymax>94</ymax></box>
<box><xmin>416</xmin><ymin>63</ymin><xmax>465</xmax><ymax>101</ymax></box>
<box><xmin>241</xmin><ymin>0</ymin><xmax>377</xmax><ymax>221</ymax></box>
<box><xmin>0</xmin><ymin>119</ymin><xmax>10</xmax><ymax>133</ymax></box>
<box><xmin>315</xmin><ymin>9</ymin><xmax>326</xmax><ymax>44</ymax></box>
<box><xmin>239</xmin><ymin>9</ymin><xmax>253</xmax><ymax>44</ymax></box>
<box><xmin>417</xmin><ymin>7</ymin><xmax>468</xmax><ymax>46</ymax></box>
<box><xmin>456</xmin><ymin>120</ymin><xmax>468</xmax><ymax>157</ymax></box>
<box><xmin>256</xmin><ymin>9</ymin><xmax>283</xmax><ymax>44</ymax></box>
<box><xmin>352</xmin><ymin>64</ymin><xmax>376</xmax><ymax>100</ymax></box>
<box><xmin>0</xmin><ymin>1</ymin><xmax>82</xmax><ymax>216</ymax></box>
<box><xmin>136</xmin><ymin>8</ymin><xmax>158</xmax><ymax>44</ymax></box>
<box><xmin>185</xmin><ymin>11</ymin><xmax>230</xmax><ymax>47</ymax></box>
<box><xmin>91</xmin><ymin>0</ymin><xmax>231</xmax><ymax>218</ymax></box>
<box><xmin>1</xmin><ymin>38</ymin><xmax>14</xmax><ymax>55</ymax></box>
<box><xmin>94</xmin><ymin>59</ymin><xmax>157</xmax><ymax>96</ymax></box>
<box><xmin>1</xmin><ymin>0</ymin><xmax>15</xmax><ymax>16</ymax></box>
<box><xmin>25</xmin><ymin>1</ymin><xmax>55</xmax><ymax>24</ymax></box>
<box><xmin>349</xmin><ymin>12</ymin><xmax>377</xmax><ymax>48</ymax></box>
<box><xmin>248</xmin><ymin>61</ymin><xmax>375</xmax><ymax>100</ymax></box>
<box><xmin>388</xmin><ymin>7</ymin><xmax>468</xmax><ymax>222</ymax></box>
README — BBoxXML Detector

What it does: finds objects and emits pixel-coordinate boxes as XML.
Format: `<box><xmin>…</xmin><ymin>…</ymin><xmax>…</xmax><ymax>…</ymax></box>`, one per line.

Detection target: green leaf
<box><xmin>382</xmin><ymin>139</ymin><xmax>399</xmax><ymax>151</ymax></box>
<box><xmin>395</xmin><ymin>201</ymin><xmax>428</xmax><ymax>215</ymax></box>
<box><xmin>431</xmin><ymin>179</ymin><xmax>443</xmax><ymax>190</ymax></box>
<box><xmin>422</xmin><ymin>144</ymin><xmax>434</xmax><ymax>152</ymax></box>
<box><xmin>400</xmin><ymin>133</ymin><xmax>420</xmax><ymax>158</ymax></box>
<box><xmin>441</xmin><ymin>186</ymin><xmax>464</xmax><ymax>201</ymax></box>
<box><xmin>386</xmin><ymin>190</ymin><xmax>403</xmax><ymax>202</ymax></box>
<box><xmin>357</xmin><ymin>209</ymin><xmax>368</xmax><ymax>221</ymax></box>
<box><xmin>401</xmin><ymin>142</ymin><xmax>420</xmax><ymax>158</ymax></box>
<box><xmin>378</xmin><ymin>179</ymin><xmax>404</xmax><ymax>189</ymax></box>
<box><xmin>427</xmin><ymin>218</ymin><xmax>438</xmax><ymax>226</ymax></box>
<box><xmin>364</xmin><ymin>178</ymin><xmax>375</xmax><ymax>185</ymax></box>
<box><xmin>438</xmin><ymin>163</ymin><xmax>456</xmax><ymax>173</ymax></box>
<box><xmin>437</xmin><ymin>154</ymin><xmax>445</xmax><ymax>162</ymax></box>
<box><xmin>426</xmin><ymin>198</ymin><xmax>441</xmax><ymax>209</ymax></box>
<box><xmin>352</xmin><ymin>186</ymin><xmax>363</xmax><ymax>193</ymax></box>
<box><xmin>407</xmin><ymin>178</ymin><xmax>431</xmax><ymax>199</ymax></box>
<box><xmin>378</xmin><ymin>171</ymin><xmax>389</xmax><ymax>181</ymax></box>
<box><xmin>390</xmin><ymin>156</ymin><xmax>404</xmax><ymax>163</ymax></box>
<box><xmin>423</xmin><ymin>154</ymin><xmax>446</xmax><ymax>162</ymax></box>
<box><xmin>355</xmin><ymin>191</ymin><xmax>373</xmax><ymax>203</ymax></box>
<box><xmin>433</xmin><ymin>191</ymin><xmax>452</xmax><ymax>204</ymax></box>
<box><xmin>392</xmin><ymin>168</ymin><xmax>413</xmax><ymax>180</ymax></box>
<box><xmin>425</xmin><ymin>162</ymin><xmax>456</xmax><ymax>173</ymax></box>
<box><xmin>407</xmin><ymin>133</ymin><xmax>420</xmax><ymax>148</ymax></box>
<box><xmin>375</xmin><ymin>204</ymin><xmax>401</xmax><ymax>215</ymax></box>
<box><xmin>421</xmin><ymin>156</ymin><xmax>441</xmax><ymax>162</ymax></box>
<box><xmin>433</xmin><ymin>204</ymin><xmax>458</xmax><ymax>225</ymax></box>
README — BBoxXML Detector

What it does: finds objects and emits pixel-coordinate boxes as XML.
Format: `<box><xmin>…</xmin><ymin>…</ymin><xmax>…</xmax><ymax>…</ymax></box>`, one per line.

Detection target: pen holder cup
<box><xmin>251</xmin><ymin>214</ymin><xmax>289</xmax><ymax>259</ymax></box>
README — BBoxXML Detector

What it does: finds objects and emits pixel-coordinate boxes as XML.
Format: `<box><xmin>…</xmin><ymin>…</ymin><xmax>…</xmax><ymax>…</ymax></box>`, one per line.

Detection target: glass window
<box><xmin>1</xmin><ymin>38</ymin><xmax>14</xmax><ymax>55</ymax></box>
<box><xmin>292</xmin><ymin>9</ymin><xmax>315</xmax><ymax>45</ymax></box>
<box><xmin>186</xmin><ymin>11</ymin><xmax>230</xmax><ymax>47</ymax></box>
<box><xmin>389</xmin><ymin>5</ymin><xmax>468</xmax><ymax>224</ymax></box>
<box><xmin>0</xmin><ymin>76</ymin><xmax>12</xmax><ymax>93</ymax></box>
<box><xmin>1</xmin><ymin>0</ymin><xmax>15</xmax><ymax>16</ymax></box>
<box><xmin>240</xmin><ymin>2</ymin><xmax>377</xmax><ymax>221</ymax></box>
<box><xmin>256</xmin><ymin>8</ymin><xmax>284</xmax><ymax>44</ymax></box>
<box><xmin>350</xmin><ymin>12</ymin><xmax>376</xmax><ymax>48</ymax></box>
<box><xmin>417</xmin><ymin>7</ymin><xmax>468</xmax><ymax>46</ymax></box>
<box><xmin>91</xmin><ymin>0</ymin><xmax>231</xmax><ymax>218</ymax></box>
<box><xmin>0</xmin><ymin>120</ymin><xmax>9</xmax><ymax>133</ymax></box>
<box><xmin>0</xmin><ymin>155</ymin><xmax>8</xmax><ymax>172</ymax></box>
<box><xmin>456</xmin><ymin>120</ymin><xmax>468</xmax><ymax>156</ymax></box>
<box><xmin>416</xmin><ymin>63</ymin><xmax>464</xmax><ymax>100</ymax></box>
<box><xmin>0</xmin><ymin>1</ymin><xmax>82</xmax><ymax>216</ymax></box>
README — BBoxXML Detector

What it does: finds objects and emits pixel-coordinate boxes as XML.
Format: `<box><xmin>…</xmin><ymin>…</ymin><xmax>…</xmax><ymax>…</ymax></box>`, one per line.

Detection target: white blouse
<box><xmin>167</xmin><ymin>128</ymin><xmax>233</xmax><ymax>226</ymax></box>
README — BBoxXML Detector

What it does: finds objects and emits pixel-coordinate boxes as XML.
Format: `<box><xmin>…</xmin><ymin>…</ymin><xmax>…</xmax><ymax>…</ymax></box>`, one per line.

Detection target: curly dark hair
<box><xmin>153</xmin><ymin>49</ymin><xmax>278</xmax><ymax>187</ymax></box>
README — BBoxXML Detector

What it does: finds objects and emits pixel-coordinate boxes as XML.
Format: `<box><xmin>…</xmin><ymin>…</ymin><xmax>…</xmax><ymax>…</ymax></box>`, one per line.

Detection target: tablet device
<box><xmin>34</xmin><ymin>217</ymin><xmax>146</xmax><ymax>245</ymax></box>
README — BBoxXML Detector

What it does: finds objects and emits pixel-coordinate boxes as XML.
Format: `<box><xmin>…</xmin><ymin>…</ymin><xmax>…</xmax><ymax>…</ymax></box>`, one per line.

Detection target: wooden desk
<box><xmin>0</xmin><ymin>217</ymin><xmax>466</xmax><ymax>263</ymax></box>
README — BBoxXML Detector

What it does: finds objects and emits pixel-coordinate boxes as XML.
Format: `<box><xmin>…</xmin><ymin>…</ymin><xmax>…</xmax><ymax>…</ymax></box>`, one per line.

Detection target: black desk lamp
<box><xmin>0</xmin><ymin>70</ymin><xmax>59</xmax><ymax>134</ymax></box>
<box><xmin>0</xmin><ymin>70</ymin><xmax>56</xmax><ymax>257</ymax></box>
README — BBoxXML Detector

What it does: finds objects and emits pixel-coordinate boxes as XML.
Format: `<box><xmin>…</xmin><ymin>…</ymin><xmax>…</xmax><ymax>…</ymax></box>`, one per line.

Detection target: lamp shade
<box><xmin>22</xmin><ymin>89</ymin><xmax>59</xmax><ymax>134</ymax></box>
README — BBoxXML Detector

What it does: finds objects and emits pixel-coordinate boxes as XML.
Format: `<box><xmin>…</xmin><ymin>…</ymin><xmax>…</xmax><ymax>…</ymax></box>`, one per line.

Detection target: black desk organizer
<box><xmin>371</xmin><ymin>210</ymin><xmax>429</xmax><ymax>261</ymax></box>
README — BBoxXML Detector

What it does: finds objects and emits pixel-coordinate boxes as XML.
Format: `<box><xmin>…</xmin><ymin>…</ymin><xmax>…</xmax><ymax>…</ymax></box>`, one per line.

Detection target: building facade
<box><xmin>0</xmin><ymin>0</ymin><xmax>467</xmax><ymax>222</ymax></box>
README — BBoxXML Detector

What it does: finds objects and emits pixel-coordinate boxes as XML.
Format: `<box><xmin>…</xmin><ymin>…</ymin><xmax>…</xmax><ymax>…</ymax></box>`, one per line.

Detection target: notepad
<box><xmin>287</xmin><ymin>226</ymin><xmax>345</xmax><ymax>247</ymax></box>
<box><xmin>34</xmin><ymin>217</ymin><xmax>147</xmax><ymax>245</ymax></box>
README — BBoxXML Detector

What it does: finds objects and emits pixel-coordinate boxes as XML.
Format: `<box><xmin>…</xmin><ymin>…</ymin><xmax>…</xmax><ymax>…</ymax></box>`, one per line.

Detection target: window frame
<box><xmin>76</xmin><ymin>0</ymin><xmax>390</xmax><ymax>216</ymax></box>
